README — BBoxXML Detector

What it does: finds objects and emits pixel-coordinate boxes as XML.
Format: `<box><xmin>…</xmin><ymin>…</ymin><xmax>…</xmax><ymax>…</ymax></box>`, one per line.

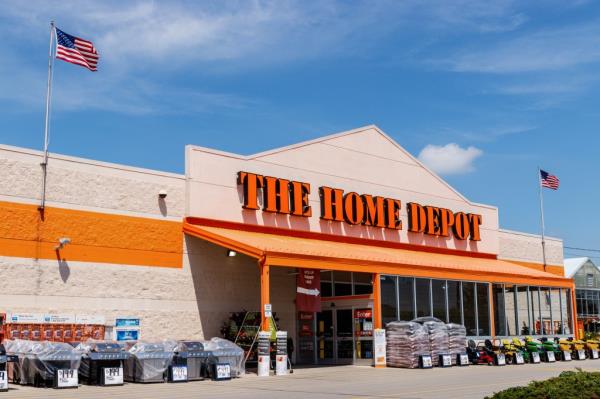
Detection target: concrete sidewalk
<box><xmin>3</xmin><ymin>360</ymin><xmax>600</xmax><ymax>399</ymax></box>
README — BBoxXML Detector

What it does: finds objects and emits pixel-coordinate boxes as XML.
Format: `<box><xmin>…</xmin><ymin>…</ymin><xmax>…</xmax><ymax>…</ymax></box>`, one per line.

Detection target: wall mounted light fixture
<box><xmin>55</xmin><ymin>237</ymin><xmax>71</xmax><ymax>250</ymax></box>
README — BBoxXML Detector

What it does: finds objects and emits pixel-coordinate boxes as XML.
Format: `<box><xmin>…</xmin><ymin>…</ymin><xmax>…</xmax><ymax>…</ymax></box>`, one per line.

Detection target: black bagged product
<box><xmin>204</xmin><ymin>338</ymin><xmax>245</xmax><ymax>378</ymax></box>
<box><xmin>124</xmin><ymin>341</ymin><xmax>175</xmax><ymax>383</ymax></box>
<box><xmin>77</xmin><ymin>341</ymin><xmax>129</xmax><ymax>386</ymax></box>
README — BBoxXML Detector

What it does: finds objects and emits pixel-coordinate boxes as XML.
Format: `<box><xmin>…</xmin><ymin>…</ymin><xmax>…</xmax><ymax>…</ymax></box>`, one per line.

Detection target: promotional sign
<box><xmin>264</xmin><ymin>304</ymin><xmax>272</xmax><ymax>318</ymax></box>
<box><xmin>214</xmin><ymin>363</ymin><xmax>231</xmax><ymax>380</ymax></box>
<box><xmin>577</xmin><ymin>349</ymin><xmax>586</xmax><ymax>360</ymax></box>
<box><xmin>592</xmin><ymin>350</ymin><xmax>599</xmax><ymax>359</ymax></box>
<box><xmin>114</xmin><ymin>317</ymin><xmax>140</xmax><ymax>341</ymax></box>
<box><xmin>420</xmin><ymin>355</ymin><xmax>432</xmax><ymax>369</ymax></box>
<box><xmin>46</xmin><ymin>314</ymin><xmax>76</xmax><ymax>324</ymax></box>
<box><xmin>115</xmin><ymin>329</ymin><xmax>139</xmax><ymax>341</ymax></box>
<box><xmin>55</xmin><ymin>369</ymin><xmax>78</xmax><ymax>388</ymax></box>
<box><xmin>440</xmin><ymin>354</ymin><xmax>452</xmax><ymax>367</ymax></box>
<box><xmin>275</xmin><ymin>331</ymin><xmax>288</xmax><ymax>376</ymax></box>
<box><xmin>531</xmin><ymin>352</ymin><xmax>541</xmax><ymax>363</ymax></box>
<box><xmin>171</xmin><ymin>366</ymin><xmax>188</xmax><ymax>382</ymax></box>
<box><xmin>495</xmin><ymin>353</ymin><xmax>506</xmax><ymax>366</ymax></box>
<box><xmin>374</xmin><ymin>329</ymin><xmax>386</xmax><ymax>367</ymax></box>
<box><xmin>103</xmin><ymin>367</ymin><xmax>123</xmax><ymax>386</ymax></box>
<box><xmin>563</xmin><ymin>351</ymin><xmax>572</xmax><ymax>361</ymax></box>
<box><xmin>458</xmin><ymin>353</ymin><xmax>469</xmax><ymax>366</ymax></box>
<box><xmin>76</xmin><ymin>315</ymin><xmax>106</xmax><ymax>325</ymax></box>
<box><xmin>9</xmin><ymin>313</ymin><xmax>44</xmax><ymax>323</ymax></box>
<box><xmin>0</xmin><ymin>370</ymin><xmax>7</xmax><ymax>392</ymax></box>
<box><xmin>296</xmin><ymin>269</ymin><xmax>321</xmax><ymax>312</ymax></box>
<box><xmin>546</xmin><ymin>351</ymin><xmax>556</xmax><ymax>362</ymax></box>
<box><xmin>257</xmin><ymin>331</ymin><xmax>271</xmax><ymax>377</ymax></box>
<box><xmin>515</xmin><ymin>352</ymin><xmax>525</xmax><ymax>364</ymax></box>
<box><xmin>115</xmin><ymin>318</ymin><xmax>140</xmax><ymax>327</ymax></box>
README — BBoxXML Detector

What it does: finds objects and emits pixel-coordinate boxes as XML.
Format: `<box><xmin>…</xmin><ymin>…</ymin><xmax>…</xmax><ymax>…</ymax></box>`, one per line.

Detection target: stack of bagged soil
<box><xmin>385</xmin><ymin>321</ymin><xmax>429</xmax><ymax>368</ymax></box>
<box><xmin>422</xmin><ymin>321</ymin><xmax>449</xmax><ymax>366</ymax></box>
<box><xmin>446</xmin><ymin>323</ymin><xmax>467</xmax><ymax>365</ymax></box>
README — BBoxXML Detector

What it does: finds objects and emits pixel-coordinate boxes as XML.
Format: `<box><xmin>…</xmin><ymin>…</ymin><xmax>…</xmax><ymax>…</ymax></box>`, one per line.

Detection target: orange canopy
<box><xmin>183</xmin><ymin>219</ymin><xmax>572</xmax><ymax>287</ymax></box>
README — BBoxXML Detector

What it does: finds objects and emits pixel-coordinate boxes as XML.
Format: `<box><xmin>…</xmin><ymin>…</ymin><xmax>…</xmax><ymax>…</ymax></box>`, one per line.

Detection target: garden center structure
<box><xmin>0</xmin><ymin>125</ymin><xmax>576</xmax><ymax>365</ymax></box>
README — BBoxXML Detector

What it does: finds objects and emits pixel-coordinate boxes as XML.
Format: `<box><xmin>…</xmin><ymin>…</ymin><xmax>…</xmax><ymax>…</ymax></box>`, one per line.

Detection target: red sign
<box><xmin>354</xmin><ymin>309</ymin><xmax>372</xmax><ymax>319</ymax></box>
<box><xmin>296</xmin><ymin>269</ymin><xmax>321</xmax><ymax>312</ymax></box>
<box><xmin>298</xmin><ymin>312</ymin><xmax>314</xmax><ymax>321</ymax></box>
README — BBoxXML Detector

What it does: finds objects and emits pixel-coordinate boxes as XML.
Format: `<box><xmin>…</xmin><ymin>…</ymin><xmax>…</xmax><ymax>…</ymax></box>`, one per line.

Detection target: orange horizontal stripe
<box><xmin>505</xmin><ymin>259</ymin><xmax>565</xmax><ymax>277</ymax></box>
<box><xmin>0</xmin><ymin>201</ymin><xmax>183</xmax><ymax>268</ymax></box>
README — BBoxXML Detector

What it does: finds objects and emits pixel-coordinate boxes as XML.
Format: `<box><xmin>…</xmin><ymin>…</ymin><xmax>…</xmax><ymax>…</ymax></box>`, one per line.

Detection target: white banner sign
<box><xmin>8</xmin><ymin>313</ymin><xmax>44</xmax><ymax>323</ymax></box>
<box><xmin>103</xmin><ymin>367</ymin><xmax>123</xmax><ymax>386</ymax></box>
<box><xmin>56</xmin><ymin>369</ymin><xmax>78</xmax><ymax>388</ymax></box>
<box><xmin>374</xmin><ymin>329</ymin><xmax>386</xmax><ymax>367</ymax></box>
<box><xmin>171</xmin><ymin>366</ymin><xmax>188</xmax><ymax>382</ymax></box>
<box><xmin>0</xmin><ymin>370</ymin><xmax>7</xmax><ymax>391</ymax></box>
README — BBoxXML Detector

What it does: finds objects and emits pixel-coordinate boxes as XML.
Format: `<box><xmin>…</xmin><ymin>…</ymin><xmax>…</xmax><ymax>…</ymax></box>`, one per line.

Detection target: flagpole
<box><xmin>40</xmin><ymin>21</ymin><xmax>55</xmax><ymax>211</ymax></box>
<box><xmin>538</xmin><ymin>167</ymin><xmax>547</xmax><ymax>271</ymax></box>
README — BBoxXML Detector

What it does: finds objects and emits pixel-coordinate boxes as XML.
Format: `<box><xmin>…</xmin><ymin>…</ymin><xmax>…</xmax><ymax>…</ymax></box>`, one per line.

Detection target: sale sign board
<box><xmin>296</xmin><ymin>269</ymin><xmax>321</xmax><ymax>312</ymax></box>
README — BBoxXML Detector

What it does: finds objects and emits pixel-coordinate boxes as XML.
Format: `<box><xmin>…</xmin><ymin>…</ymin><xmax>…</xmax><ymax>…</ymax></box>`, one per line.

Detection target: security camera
<box><xmin>158</xmin><ymin>190</ymin><xmax>168</xmax><ymax>199</ymax></box>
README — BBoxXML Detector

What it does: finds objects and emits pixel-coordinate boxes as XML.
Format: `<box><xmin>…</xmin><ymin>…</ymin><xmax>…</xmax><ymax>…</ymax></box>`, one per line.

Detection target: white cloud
<box><xmin>444</xmin><ymin>22</ymin><xmax>600</xmax><ymax>73</ymax></box>
<box><xmin>418</xmin><ymin>143</ymin><xmax>483</xmax><ymax>175</ymax></box>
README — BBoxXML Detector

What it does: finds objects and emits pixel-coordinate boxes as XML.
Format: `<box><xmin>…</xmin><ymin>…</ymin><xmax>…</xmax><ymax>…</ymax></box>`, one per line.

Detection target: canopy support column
<box><xmin>260</xmin><ymin>257</ymin><xmax>271</xmax><ymax>331</ymax></box>
<box><xmin>373</xmin><ymin>272</ymin><xmax>382</xmax><ymax>329</ymax></box>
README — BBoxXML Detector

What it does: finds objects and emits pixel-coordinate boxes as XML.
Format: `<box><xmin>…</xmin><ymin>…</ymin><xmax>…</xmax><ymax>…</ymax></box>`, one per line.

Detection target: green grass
<box><xmin>486</xmin><ymin>369</ymin><xmax>600</xmax><ymax>399</ymax></box>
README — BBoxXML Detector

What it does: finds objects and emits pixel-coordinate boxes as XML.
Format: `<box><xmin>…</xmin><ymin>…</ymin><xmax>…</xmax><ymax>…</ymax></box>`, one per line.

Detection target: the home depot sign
<box><xmin>237</xmin><ymin>171</ymin><xmax>482</xmax><ymax>241</ymax></box>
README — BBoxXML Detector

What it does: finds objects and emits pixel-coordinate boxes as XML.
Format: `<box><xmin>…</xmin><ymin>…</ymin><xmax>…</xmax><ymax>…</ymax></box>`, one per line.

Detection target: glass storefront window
<box><xmin>380</xmin><ymin>275</ymin><xmax>397</xmax><ymax>326</ymax></box>
<box><xmin>398</xmin><ymin>277</ymin><xmax>415</xmax><ymax>321</ymax></box>
<box><xmin>333</xmin><ymin>271</ymin><xmax>352</xmax><ymax>296</ymax></box>
<box><xmin>504</xmin><ymin>285</ymin><xmax>517</xmax><ymax>336</ymax></box>
<box><xmin>447</xmin><ymin>281</ymin><xmax>462</xmax><ymax>325</ymax></box>
<box><xmin>415</xmin><ymin>278</ymin><xmax>431</xmax><ymax>318</ymax></box>
<box><xmin>336</xmin><ymin>309</ymin><xmax>353</xmax><ymax>338</ymax></box>
<box><xmin>492</xmin><ymin>284</ymin><xmax>506</xmax><ymax>336</ymax></box>
<box><xmin>321</xmin><ymin>271</ymin><xmax>333</xmax><ymax>298</ymax></box>
<box><xmin>560</xmin><ymin>288</ymin><xmax>572</xmax><ymax>335</ymax></box>
<box><xmin>353</xmin><ymin>273</ymin><xmax>373</xmax><ymax>295</ymax></box>
<box><xmin>540</xmin><ymin>287</ymin><xmax>552</xmax><ymax>335</ymax></box>
<box><xmin>462</xmin><ymin>282</ymin><xmax>476</xmax><ymax>336</ymax></box>
<box><xmin>476</xmin><ymin>283</ymin><xmax>490</xmax><ymax>336</ymax></box>
<box><xmin>530</xmin><ymin>287</ymin><xmax>541</xmax><ymax>335</ymax></box>
<box><xmin>516</xmin><ymin>286</ymin><xmax>529</xmax><ymax>335</ymax></box>
<box><xmin>432</xmin><ymin>280</ymin><xmax>447</xmax><ymax>322</ymax></box>
<box><xmin>550</xmin><ymin>288</ymin><xmax>562</xmax><ymax>334</ymax></box>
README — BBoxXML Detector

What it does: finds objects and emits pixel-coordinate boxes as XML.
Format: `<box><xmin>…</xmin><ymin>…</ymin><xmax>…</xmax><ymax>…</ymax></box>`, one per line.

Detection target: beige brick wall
<box><xmin>498</xmin><ymin>229</ymin><xmax>563</xmax><ymax>266</ymax></box>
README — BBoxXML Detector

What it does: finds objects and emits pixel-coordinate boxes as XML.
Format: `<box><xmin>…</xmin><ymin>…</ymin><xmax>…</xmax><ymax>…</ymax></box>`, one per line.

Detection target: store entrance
<box><xmin>308</xmin><ymin>306</ymin><xmax>373</xmax><ymax>365</ymax></box>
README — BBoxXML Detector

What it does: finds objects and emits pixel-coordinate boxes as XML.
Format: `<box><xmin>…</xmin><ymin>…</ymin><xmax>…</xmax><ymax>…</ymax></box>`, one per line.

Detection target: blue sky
<box><xmin>1</xmin><ymin>1</ymin><xmax>599</xmax><ymax>256</ymax></box>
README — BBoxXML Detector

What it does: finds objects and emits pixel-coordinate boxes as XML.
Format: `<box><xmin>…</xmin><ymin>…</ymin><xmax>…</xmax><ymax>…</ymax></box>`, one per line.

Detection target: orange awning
<box><xmin>183</xmin><ymin>219</ymin><xmax>572</xmax><ymax>287</ymax></box>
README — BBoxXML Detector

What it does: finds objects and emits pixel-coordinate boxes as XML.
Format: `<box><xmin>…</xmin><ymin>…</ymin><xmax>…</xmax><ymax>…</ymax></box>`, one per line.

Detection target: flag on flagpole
<box><xmin>55</xmin><ymin>28</ymin><xmax>99</xmax><ymax>71</ymax></box>
<box><xmin>540</xmin><ymin>169</ymin><xmax>559</xmax><ymax>190</ymax></box>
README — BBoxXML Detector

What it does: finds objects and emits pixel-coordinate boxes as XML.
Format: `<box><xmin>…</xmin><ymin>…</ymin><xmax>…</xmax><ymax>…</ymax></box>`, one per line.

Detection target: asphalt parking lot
<box><xmin>3</xmin><ymin>360</ymin><xmax>600</xmax><ymax>399</ymax></box>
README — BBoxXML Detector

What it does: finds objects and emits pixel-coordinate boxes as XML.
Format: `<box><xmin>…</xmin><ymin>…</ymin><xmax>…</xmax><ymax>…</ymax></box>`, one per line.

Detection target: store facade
<box><xmin>565</xmin><ymin>257</ymin><xmax>600</xmax><ymax>334</ymax></box>
<box><xmin>0</xmin><ymin>125</ymin><xmax>576</xmax><ymax>366</ymax></box>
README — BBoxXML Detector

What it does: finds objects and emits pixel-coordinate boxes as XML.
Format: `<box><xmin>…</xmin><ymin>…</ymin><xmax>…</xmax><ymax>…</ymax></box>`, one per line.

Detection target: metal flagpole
<box><xmin>40</xmin><ymin>21</ymin><xmax>55</xmax><ymax>211</ymax></box>
<box><xmin>538</xmin><ymin>167</ymin><xmax>547</xmax><ymax>271</ymax></box>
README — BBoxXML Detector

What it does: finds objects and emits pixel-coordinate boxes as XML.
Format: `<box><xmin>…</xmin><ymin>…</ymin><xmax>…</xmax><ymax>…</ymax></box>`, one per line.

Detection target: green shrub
<box><xmin>486</xmin><ymin>369</ymin><xmax>600</xmax><ymax>399</ymax></box>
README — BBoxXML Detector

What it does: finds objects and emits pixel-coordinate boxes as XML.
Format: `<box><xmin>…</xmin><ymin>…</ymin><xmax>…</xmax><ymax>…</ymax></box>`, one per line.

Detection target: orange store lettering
<box><xmin>237</xmin><ymin>171</ymin><xmax>483</xmax><ymax>241</ymax></box>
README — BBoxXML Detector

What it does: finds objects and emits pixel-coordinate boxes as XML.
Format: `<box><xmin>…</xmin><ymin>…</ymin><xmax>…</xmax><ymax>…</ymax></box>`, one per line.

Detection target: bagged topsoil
<box><xmin>385</xmin><ymin>321</ymin><xmax>429</xmax><ymax>368</ymax></box>
<box><xmin>446</xmin><ymin>323</ymin><xmax>467</xmax><ymax>365</ymax></box>
<box><xmin>422</xmin><ymin>321</ymin><xmax>449</xmax><ymax>367</ymax></box>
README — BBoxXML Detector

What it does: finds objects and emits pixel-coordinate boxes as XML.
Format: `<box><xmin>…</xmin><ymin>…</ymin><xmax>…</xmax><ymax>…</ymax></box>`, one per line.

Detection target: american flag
<box><xmin>55</xmin><ymin>28</ymin><xmax>99</xmax><ymax>71</ymax></box>
<box><xmin>540</xmin><ymin>169</ymin><xmax>559</xmax><ymax>190</ymax></box>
